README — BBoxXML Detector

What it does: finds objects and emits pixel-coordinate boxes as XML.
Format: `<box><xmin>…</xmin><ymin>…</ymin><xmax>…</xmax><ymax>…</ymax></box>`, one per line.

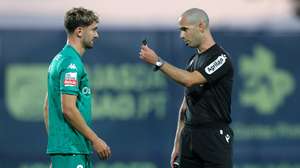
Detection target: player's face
<box><xmin>82</xmin><ymin>22</ymin><xmax>99</xmax><ymax>49</ymax></box>
<box><xmin>178</xmin><ymin>16</ymin><xmax>202</xmax><ymax>48</ymax></box>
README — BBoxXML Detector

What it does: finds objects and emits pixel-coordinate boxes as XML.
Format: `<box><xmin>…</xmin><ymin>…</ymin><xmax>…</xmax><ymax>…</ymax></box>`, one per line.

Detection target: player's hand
<box><xmin>170</xmin><ymin>146</ymin><xmax>179</xmax><ymax>168</ymax></box>
<box><xmin>92</xmin><ymin>137</ymin><xmax>111</xmax><ymax>160</ymax></box>
<box><xmin>139</xmin><ymin>45</ymin><xmax>159</xmax><ymax>65</ymax></box>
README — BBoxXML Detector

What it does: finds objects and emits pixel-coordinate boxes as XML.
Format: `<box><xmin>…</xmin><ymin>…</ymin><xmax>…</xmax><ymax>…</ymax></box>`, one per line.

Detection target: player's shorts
<box><xmin>179</xmin><ymin>123</ymin><xmax>233</xmax><ymax>168</ymax></box>
<box><xmin>50</xmin><ymin>154</ymin><xmax>92</xmax><ymax>168</ymax></box>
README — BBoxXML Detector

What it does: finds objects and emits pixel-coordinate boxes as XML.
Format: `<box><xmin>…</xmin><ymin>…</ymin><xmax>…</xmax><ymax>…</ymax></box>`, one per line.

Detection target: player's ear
<box><xmin>74</xmin><ymin>26</ymin><xmax>84</xmax><ymax>38</ymax></box>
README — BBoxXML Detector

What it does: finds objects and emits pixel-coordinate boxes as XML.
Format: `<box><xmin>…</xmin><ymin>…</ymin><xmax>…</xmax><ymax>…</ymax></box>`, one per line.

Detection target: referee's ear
<box><xmin>198</xmin><ymin>21</ymin><xmax>206</xmax><ymax>33</ymax></box>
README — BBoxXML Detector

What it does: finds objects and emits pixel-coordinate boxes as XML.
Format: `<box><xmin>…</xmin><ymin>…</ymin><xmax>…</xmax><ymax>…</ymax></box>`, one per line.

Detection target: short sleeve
<box><xmin>59</xmin><ymin>59</ymin><xmax>81</xmax><ymax>95</ymax></box>
<box><xmin>197</xmin><ymin>54</ymin><xmax>232</xmax><ymax>83</ymax></box>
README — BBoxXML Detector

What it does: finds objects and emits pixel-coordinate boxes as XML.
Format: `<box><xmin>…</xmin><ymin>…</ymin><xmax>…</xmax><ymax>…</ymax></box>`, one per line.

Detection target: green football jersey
<box><xmin>47</xmin><ymin>44</ymin><xmax>92</xmax><ymax>154</ymax></box>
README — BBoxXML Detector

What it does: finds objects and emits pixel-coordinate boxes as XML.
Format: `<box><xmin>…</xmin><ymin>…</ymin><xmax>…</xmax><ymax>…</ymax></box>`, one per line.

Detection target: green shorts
<box><xmin>50</xmin><ymin>154</ymin><xmax>93</xmax><ymax>168</ymax></box>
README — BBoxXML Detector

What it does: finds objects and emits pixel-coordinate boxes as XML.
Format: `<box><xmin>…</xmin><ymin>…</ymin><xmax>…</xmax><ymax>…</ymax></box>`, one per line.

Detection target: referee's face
<box><xmin>178</xmin><ymin>16</ymin><xmax>201</xmax><ymax>48</ymax></box>
<box><xmin>82</xmin><ymin>22</ymin><xmax>99</xmax><ymax>49</ymax></box>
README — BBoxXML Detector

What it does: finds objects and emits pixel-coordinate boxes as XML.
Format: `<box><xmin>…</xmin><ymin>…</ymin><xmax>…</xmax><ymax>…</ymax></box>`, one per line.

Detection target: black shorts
<box><xmin>179</xmin><ymin>124</ymin><xmax>233</xmax><ymax>168</ymax></box>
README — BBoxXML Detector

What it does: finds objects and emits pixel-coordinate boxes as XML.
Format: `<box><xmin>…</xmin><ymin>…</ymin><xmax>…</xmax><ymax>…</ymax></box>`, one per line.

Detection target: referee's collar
<box><xmin>197</xmin><ymin>44</ymin><xmax>218</xmax><ymax>55</ymax></box>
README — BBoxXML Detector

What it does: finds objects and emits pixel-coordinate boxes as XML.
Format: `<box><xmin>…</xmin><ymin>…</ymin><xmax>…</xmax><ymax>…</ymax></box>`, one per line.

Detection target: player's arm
<box><xmin>61</xmin><ymin>94</ymin><xmax>111</xmax><ymax>160</ymax></box>
<box><xmin>43</xmin><ymin>92</ymin><xmax>48</xmax><ymax>134</ymax></box>
<box><xmin>171</xmin><ymin>96</ymin><xmax>187</xmax><ymax>167</ymax></box>
<box><xmin>139</xmin><ymin>45</ymin><xmax>207</xmax><ymax>87</ymax></box>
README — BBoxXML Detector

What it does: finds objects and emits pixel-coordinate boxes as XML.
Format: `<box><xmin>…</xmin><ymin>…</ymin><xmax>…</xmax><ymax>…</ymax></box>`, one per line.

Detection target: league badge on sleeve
<box><xmin>64</xmin><ymin>72</ymin><xmax>77</xmax><ymax>86</ymax></box>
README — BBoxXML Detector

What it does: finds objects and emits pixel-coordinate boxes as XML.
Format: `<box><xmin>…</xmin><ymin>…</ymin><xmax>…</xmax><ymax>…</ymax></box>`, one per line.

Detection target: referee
<box><xmin>139</xmin><ymin>8</ymin><xmax>234</xmax><ymax>168</ymax></box>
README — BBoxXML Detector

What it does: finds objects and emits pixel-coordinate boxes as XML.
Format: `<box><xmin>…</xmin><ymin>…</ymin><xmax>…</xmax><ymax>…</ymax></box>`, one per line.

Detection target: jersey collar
<box><xmin>64</xmin><ymin>44</ymin><xmax>82</xmax><ymax>60</ymax></box>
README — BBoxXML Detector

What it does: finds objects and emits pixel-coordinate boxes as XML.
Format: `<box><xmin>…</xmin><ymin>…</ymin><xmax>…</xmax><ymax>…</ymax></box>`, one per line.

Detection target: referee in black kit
<box><xmin>139</xmin><ymin>8</ymin><xmax>234</xmax><ymax>168</ymax></box>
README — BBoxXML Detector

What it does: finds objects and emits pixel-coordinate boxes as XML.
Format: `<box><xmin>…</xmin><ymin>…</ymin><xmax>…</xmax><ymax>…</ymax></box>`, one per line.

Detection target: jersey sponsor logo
<box><xmin>64</xmin><ymin>72</ymin><xmax>77</xmax><ymax>86</ymax></box>
<box><xmin>68</xmin><ymin>63</ymin><xmax>77</xmax><ymax>70</ymax></box>
<box><xmin>205</xmin><ymin>54</ymin><xmax>227</xmax><ymax>75</ymax></box>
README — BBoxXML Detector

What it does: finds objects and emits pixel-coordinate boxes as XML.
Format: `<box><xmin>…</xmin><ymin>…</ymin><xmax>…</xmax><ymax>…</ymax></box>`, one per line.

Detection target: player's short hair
<box><xmin>64</xmin><ymin>7</ymin><xmax>99</xmax><ymax>34</ymax></box>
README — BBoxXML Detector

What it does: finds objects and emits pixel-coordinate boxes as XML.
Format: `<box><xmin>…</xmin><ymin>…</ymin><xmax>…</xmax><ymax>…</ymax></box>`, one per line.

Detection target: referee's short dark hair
<box><xmin>64</xmin><ymin>7</ymin><xmax>99</xmax><ymax>34</ymax></box>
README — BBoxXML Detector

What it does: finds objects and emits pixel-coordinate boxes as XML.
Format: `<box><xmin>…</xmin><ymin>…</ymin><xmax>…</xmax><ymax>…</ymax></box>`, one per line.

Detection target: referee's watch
<box><xmin>153</xmin><ymin>57</ymin><xmax>165</xmax><ymax>71</ymax></box>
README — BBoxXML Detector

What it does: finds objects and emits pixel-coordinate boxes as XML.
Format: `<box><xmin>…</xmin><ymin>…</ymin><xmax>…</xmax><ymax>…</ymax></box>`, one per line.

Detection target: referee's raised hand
<box><xmin>139</xmin><ymin>45</ymin><xmax>159</xmax><ymax>66</ymax></box>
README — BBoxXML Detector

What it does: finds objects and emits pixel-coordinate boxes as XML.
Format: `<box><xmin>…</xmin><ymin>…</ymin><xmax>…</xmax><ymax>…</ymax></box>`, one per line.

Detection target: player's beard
<box><xmin>83</xmin><ymin>38</ymin><xmax>94</xmax><ymax>49</ymax></box>
<box><xmin>83</xmin><ymin>40</ymin><xmax>94</xmax><ymax>49</ymax></box>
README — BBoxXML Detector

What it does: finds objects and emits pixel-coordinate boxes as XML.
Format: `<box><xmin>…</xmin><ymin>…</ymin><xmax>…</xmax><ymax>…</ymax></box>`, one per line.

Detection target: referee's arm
<box><xmin>171</xmin><ymin>97</ymin><xmax>187</xmax><ymax>167</ymax></box>
<box><xmin>174</xmin><ymin>97</ymin><xmax>187</xmax><ymax>147</ymax></box>
<box><xmin>160</xmin><ymin>63</ymin><xmax>207</xmax><ymax>87</ymax></box>
<box><xmin>139</xmin><ymin>45</ymin><xmax>207</xmax><ymax>87</ymax></box>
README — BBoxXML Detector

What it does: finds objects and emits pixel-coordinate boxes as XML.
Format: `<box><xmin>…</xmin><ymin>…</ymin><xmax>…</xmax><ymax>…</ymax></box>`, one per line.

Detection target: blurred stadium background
<box><xmin>0</xmin><ymin>0</ymin><xmax>300</xmax><ymax>168</ymax></box>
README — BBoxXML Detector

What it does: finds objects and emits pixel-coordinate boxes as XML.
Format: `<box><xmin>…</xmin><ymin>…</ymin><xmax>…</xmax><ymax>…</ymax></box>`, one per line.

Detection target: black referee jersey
<box><xmin>184</xmin><ymin>44</ymin><xmax>234</xmax><ymax>126</ymax></box>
